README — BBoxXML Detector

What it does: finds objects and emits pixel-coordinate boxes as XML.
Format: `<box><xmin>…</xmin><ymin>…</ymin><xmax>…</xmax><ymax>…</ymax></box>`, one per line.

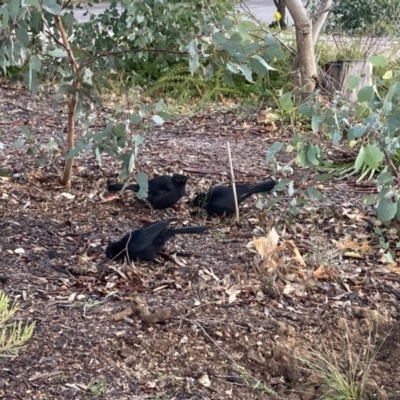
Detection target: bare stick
<box><xmin>227</xmin><ymin>141</ymin><xmax>239</xmax><ymax>221</ymax></box>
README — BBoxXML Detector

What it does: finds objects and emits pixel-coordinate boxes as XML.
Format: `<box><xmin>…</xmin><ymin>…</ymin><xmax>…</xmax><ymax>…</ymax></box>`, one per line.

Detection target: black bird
<box><xmin>105</xmin><ymin>220</ymin><xmax>208</xmax><ymax>262</ymax></box>
<box><xmin>107</xmin><ymin>174</ymin><xmax>189</xmax><ymax>209</ymax></box>
<box><xmin>192</xmin><ymin>179</ymin><xmax>276</xmax><ymax>216</ymax></box>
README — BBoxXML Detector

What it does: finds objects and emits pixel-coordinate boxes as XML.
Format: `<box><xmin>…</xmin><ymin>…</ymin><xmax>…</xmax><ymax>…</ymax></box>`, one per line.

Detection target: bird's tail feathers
<box><xmin>169</xmin><ymin>226</ymin><xmax>208</xmax><ymax>235</ymax></box>
<box><xmin>248</xmin><ymin>179</ymin><xmax>276</xmax><ymax>194</ymax></box>
<box><xmin>107</xmin><ymin>183</ymin><xmax>140</xmax><ymax>192</ymax></box>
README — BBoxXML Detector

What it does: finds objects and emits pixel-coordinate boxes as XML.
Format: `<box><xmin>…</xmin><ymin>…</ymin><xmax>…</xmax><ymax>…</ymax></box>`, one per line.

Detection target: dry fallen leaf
<box><xmin>256</xmin><ymin>107</ymin><xmax>280</xmax><ymax>125</ymax></box>
<box><xmin>253</xmin><ymin>229</ymin><xmax>306</xmax><ymax>274</ymax></box>
<box><xmin>343</xmin><ymin>251</ymin><xmax>364</xmax><ymax>259</ymax></box>
<box><xmin>253</xmin><ymin>228</ymin><xmax>280</xmax><ymax>259</ymax></box>
<box><xmin>281</xmin><ymin>241</ymin><xmax>306</xmax><ymax>266</ymax></box>
<box><xmin>337</xmin><ymin>238</ymin><xmax>371</xmax><ymax>255</ymax></box>
<box><xmin>198</xmin><ymin>373</ymin><xmax>211</xmax><ymax>387</ymax></box>
<box><xmin>99</xmin><ymin>195</ymin><xmax>120</xmax><ymax>203</ymax></box>
<box><xmin>313</xmin><ymin>265</ymin><xmax>336</xmax><ymax>280</ymax></box>
<box><xmin>342</xmin><ymin>209</ymin><xmax>369</xmax><ymax>221</ymax></box>
<box><xmin>253</xmin><ymin>228</ymin><xmax>280</xmax><ymax>272</ymax></box>
<box><xmin>55</xmin><ymin>192</ymin><xmax>76</xmax><ymax>200</ymax></box>
<box><xmin>225</xmin><ymin>285</ymin><xmax>241</xmax><ymax>304</ymax></box>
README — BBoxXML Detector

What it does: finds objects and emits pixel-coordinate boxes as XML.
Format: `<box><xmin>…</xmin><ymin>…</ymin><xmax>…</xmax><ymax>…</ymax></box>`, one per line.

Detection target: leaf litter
<box><xmin>0</xmin><ymin>84</ymin><xmax>399</xmax><ymax>399</ymax></box>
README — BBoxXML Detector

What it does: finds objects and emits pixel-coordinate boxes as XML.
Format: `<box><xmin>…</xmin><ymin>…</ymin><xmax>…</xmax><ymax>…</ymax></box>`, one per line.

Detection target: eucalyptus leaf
<box><xmin>280</xmin><ymin>92</ymin><xmax>292</xmax><ymax>111</ymax></box>
<box><xmin>357</xmin><ymin>86</ymin><xmax>374</xmax><ymax>102</ymax></box>
<box><xmin>251</xmin><ymin>54</ymin><xmax>275</xmax><ymax>71</ymax></box>
<box><xmin>266</xmin><ymin>142</ymin><xmax>284</xmax><ymax>162</ymax></box>
<box><xmin>42</xmin><ymin>0</ymin><xmax>62</xmax><ymax>15</ymax></box>
<box><xmin>364</xmin><ymin>144</ymin><xmax>384</xmax><ymax>169</ymax></box>
<box><xmin>303</xmin><ymin>187</ymin><xmax>324</xmax><ymax>200</ymax></box>
<box><xmin>47</xmin><ymin>48</ymin><xmax>67</xmax><ymax>58</ymax></box>
<box><xmin>313</xmin><ymin>173</ymin><xmax>331</xmax><ymax>182</ymax></box>
<box><xmin>135</xmin><ymin>171</ymin><xmax>148</xmax><ymax>199</ymax></box>
<box><xmin>368</xmin><ymin>55</ymin><xmax>386</xmax><ymax>68</ymax></box>
<box><xmin>152</xmin><ymin>115</ymin><xmax>164</xmax><ymax>125</ymax></box>
<box><xmin>377</xmin><ymin>196</ymin><xmax>397</xmax><ymax>222</ymax></box>
<box><xmin>346</xmin><ymin>76</ymin><xmax>359</xmax><ymax>90</ymax></box>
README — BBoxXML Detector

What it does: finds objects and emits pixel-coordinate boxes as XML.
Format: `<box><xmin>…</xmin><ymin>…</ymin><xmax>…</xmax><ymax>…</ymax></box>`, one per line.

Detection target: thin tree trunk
<box><xmin>54</xmin><ymin>15</ymin><xmax>79</xmax><ymax>189</ymax></box>
<box><xmin>62</xmin><ymin>91</ymin><xmax>78</xmax><ymax>188</ymax></box>
<box><xmin>286</xmin><ymin>1</ymin><xmax>316</xmax><ymax>98</ymax></box>
<box><xmin>286</xmin><ymin>0</ymin><xmax>333</xmax><ymax>99</ymax></box>
<box><xmin>311</xmin><ymin>0</ymin><xmax>333</xmax><ymax>45</ymax></box>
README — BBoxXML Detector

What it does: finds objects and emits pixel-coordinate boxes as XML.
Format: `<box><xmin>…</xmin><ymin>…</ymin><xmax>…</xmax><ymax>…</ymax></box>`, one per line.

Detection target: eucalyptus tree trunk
<box><xmin>285</xmin><ymin>0</ymin><xmax>333</xmax><ymax>100</ymax></box>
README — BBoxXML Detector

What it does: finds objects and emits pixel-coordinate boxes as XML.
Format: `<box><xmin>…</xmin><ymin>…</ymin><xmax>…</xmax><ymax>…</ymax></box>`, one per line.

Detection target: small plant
<box><xmin>0</xmin><ymin>290</ymin><xmax>35</xmax><ymax>357</ymax></box>
<box><xmin>76</xmin><ymin>299</ymin><xmax>105</xmax><ymax>317</ymax></box>
<box><xmin>298</xmin><ymin>321</ymin><xmax>381</xmax><ymax>400</ymax></box>
<box><xmin>89</xmin><ymin>379</ymin><xmax>106</xmax><ymax>396</ymax></box>
<box><xmin>233</xmin><ymin>364</ymin><xmax>276</xmax><ymax>395</ymax></box>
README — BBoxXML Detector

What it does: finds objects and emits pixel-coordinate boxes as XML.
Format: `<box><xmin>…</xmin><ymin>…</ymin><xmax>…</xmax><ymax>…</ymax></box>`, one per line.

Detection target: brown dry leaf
<box><xmin>388</xmin><ymin>262</ymin><xmax>400</xmax><ymax>272</ymax></box>
<box><xmin>343</xmin><ymin>251</ymin><xmax>364</xmax><ymax>259</ymax></box>
<box><xmin>242</xmin><ymin>121</ymin><xmax>252</xmax><ymax>129</ymax></box>
<box><xmin>342</xmin><ymin>208</ymin><xmax>369</xmax><ymax>221</ymax></box>
<box><xmin>183</xmin><ymin>167</ymin><xmax>222</xmax><ymax>175</ymax></box>
<box><xmin>281</xmin><ymin>241</ymin><xmax>306</xmax><ymax>266</ymax></box>
<box><xmin>242</xmin><ymin>284</ymin><xmax>261</xmax><ymax>294</ymax></box>
<box><xmin>265</xmin><ymin>121</ymin><xmax>278</xmax><ymax>133</ymax></box>
<box><xmin>292</xmin><ymin>269</ymin><xmax>306</xmax><ymax>280</ymax></box>
<box><xmin>282</xmin><ymin>283</ymin><xmax>296</xmax><ymax>296</ymax></box>
<box><xmin>256</xmin><ymin>107</ymin><xmax>280</xmax><ymax>125</ymax></box>
<box><xmin>253</xmin><ymin>228</ymin><xmax>279</xmax><ymax>259</ymax></box>
<box><xmin>225</xmin><ymin>285</ymin><xmax>241</xmax><ymax>304</ymax></box>
<box><xmin>253</xmin><ymin>231</ymin><xmax>306</xmax><ymax>273</ymax></box>
<box><xmin>253</xmin><ymin>228</ymin><xmax>280</xmax><ymax>272</ymax></box>
<box><xmin>171</xmin><ymin>254</ymin><xmax>187</xmax><ymax>267</ymax></box>
<box><xmin>313</xmin><ymin>265</ymin><xmax>336</xmax><ymax>280</ymax></box>
<box><xmin>275</xmin><ymin>241</ymin><xmax>306</xmax><ymax>267</ymax></box>
<box><xmin>337</xmin><ymin>238</ymin><xmax>371</xmax><ymax>254</ymax></box>
<box><xmin>99</xmin><ymin>195</ymin><xmax>120</xmax><ymax>203</ymax></box>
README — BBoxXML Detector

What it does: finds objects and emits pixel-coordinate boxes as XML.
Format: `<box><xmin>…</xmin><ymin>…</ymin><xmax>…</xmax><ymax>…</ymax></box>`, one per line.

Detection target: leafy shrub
<box><xmin>325</xmin><ymin>0</ymin><xmax>400</xmax><ymax>36</ymax></box>
<box><xmin>69</xmin><ymin>0</ymin><xmax>236</xmax><ymax>77</ymax></box>
<box><xmin>0</xmin><ymin>290</ymin><xmax>35</xmax><ymax>357</ymax></box>
<box><xmin>268</xmin><ymin>55</ymin><xmax>400</xmax><ymax>236</ymax></box>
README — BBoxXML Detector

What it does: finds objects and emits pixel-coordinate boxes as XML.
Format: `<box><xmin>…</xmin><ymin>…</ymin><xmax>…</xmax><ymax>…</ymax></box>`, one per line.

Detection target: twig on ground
<box><xmin>227</xmin><ymin>141</ymin><xmax>240</xmax><ymax>222</ymax></box>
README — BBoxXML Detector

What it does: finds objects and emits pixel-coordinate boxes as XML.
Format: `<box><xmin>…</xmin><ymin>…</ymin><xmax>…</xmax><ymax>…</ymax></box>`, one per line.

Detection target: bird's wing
<box><xmin>148</xmin><ymin>179</ymin><xmax>173</xmax><ymax>196</ymax></box>
<box><xmin>131</xmin><ymin>220</ymin><xmax>172</xmax><ymax>251</ymax></box>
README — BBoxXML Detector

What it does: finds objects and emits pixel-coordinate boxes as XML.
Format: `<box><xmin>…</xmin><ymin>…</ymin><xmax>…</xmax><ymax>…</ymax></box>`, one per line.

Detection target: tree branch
<box><xmin>62</xmin><ymin>0</ymin><xmax>73</xmax><ymax>10</ymax></box>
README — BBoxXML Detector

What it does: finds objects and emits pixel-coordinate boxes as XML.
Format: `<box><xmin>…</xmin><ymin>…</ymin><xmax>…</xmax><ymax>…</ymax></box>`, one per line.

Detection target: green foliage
<box><xmin>68</xmin><ymin>1</ymin><xmax>286</xmax><ymax>99</ymax></box>
<box><xmin>299</xmin><ymin>323</ymin><xmax>380</xmax><ymax>400</ymax></box>
<box><xmin>0</xmin><ymin>0</ymin><xmax>179</xmax><ymax>188</ymax></box>
<box><xmin>0</xmin><ymin>0</ymin><xmax>286</xmax><ymax>187</ymax></box>
<box><xmin>144</xmin><ymin>62</ymin><xmax>266</xmax><ymax>103</ymax></box>
<box><xmin>89</xmin><ymin>379</ymin><xmax>106</xmax><ymax>395</ymax></box>
<box><xmin>0</xmin><ymin>290</ymin><xmax>35</xmax><ymax>357</ymax></box>
<box><xmin>266</xmin><ymin>54</ymin><xmax>400</xmax><ymax>231</ymax></box>
<box><xmin>325</xmin><ymin>0</ymin><xmax>400</xmax><ymax>36</ymax></box>
<box><xmin>69</xmin><ymin>0</ymin><xmax>236</xmax><ymax>73</ymax></box>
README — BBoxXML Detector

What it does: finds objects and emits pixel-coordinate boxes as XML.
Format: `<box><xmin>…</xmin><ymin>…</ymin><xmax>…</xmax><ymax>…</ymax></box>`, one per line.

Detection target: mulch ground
<box><xmin>1</xmin><ymin>83</ymin><xmax>400</xmax><ymax>400</ymax></box>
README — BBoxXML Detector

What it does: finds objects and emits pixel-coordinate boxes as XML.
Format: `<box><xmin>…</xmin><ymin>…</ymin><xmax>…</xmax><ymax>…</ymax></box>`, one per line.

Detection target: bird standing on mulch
<box><xmin>108</xmin><ymin>174</ymin><xmax>189</xmax><ymax>210</ymax></box>
<box><xmin>192</xmin><ymin>179</ymin><xmax>276</xmax><ymax>216</ymax></box>
<box><xmin>105</xmin><ymin>220</ymin><xmax>208</xmax><ymax>263</ymax></box>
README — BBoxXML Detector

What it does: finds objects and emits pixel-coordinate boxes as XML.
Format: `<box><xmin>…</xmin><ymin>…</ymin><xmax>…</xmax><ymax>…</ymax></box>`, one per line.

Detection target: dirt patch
<box><xmin>1</xmin><ymin>84</ymin><xmax>400</xmax><ymax>399</ymax></box>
